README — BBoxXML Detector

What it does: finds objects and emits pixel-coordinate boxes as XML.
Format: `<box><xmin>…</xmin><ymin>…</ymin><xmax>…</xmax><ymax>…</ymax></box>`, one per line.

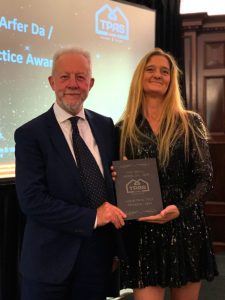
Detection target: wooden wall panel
<box><xmin>205</xmin><ymin>42</ymin><xmax>225</xmax><ymax>68</ymax></box>
<box><xmin>209</xmin><ymin>144</ymin><xmax>225</xmax><ymax>201</ymax></box>
<box><xmin>206</xmin><ymin>78</ymin><xmax>225</xmax><ymax>133</ymax></box>
<box><xmin>182</xmin><ymin>13</ymin><xmax>225</xmax><ymax>252</ymax></box>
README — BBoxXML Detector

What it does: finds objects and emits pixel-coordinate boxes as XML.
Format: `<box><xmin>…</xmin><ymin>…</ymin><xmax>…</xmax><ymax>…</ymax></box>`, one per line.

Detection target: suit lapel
<box><xmin>85</xmin><ymin>111</ymin><xmax>115</xmax><ymax>203</ymax></box>
<box><xmin>44</xmin><ymin>108</ymin><xmax>79</xmax><ymax>176</ymax></box>
<box><xmin>85</xmin><ymin>110</ymin><xmax>113</xmax><ymax>194</ymax></box>
<box><xmin>85</xmin><ymin>110</ymin><xmax>109</xmax><ymax>172</ymax></box>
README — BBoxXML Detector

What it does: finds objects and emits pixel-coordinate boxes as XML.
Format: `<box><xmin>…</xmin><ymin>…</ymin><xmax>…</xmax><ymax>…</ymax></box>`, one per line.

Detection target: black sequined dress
<box><xmin>119</xmin><ymin>113</ymin><xmax>218</xmax><ymax>288</ymax></box>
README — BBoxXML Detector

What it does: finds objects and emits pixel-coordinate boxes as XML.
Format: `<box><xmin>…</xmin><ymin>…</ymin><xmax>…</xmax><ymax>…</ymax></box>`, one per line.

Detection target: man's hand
<box><xmin>138</xmin><ymin>205</ymin><xmax>180</xmax><ymax>224</ymax></box>
<box><xmin>97</xmin><ymin>202</ymin><xmax>126</xmax><ymax>229</ymax></box>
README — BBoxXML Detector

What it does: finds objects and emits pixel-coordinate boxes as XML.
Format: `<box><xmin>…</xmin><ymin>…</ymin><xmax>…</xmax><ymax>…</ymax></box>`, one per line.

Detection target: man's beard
<box><xmin>59</xmin><ymin>97</ymin><xmax>85</xmax><ymax>115</ymax></box>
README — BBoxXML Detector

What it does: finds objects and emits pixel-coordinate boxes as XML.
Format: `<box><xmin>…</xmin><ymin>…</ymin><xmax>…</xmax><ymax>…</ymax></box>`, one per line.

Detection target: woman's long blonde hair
<box><xmin>118</xmin><ymin>48</ymin><xmax>206</xmax><ymax>167</ymax></box>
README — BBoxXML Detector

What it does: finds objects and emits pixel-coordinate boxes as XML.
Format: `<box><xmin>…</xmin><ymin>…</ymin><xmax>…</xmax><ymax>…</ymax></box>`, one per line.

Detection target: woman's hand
<box><xmin>110</xmin><ymin>165</ymin><xmax>117</xmax><ymax>181</ymax></box>
<box><xmin>110</xmin><ymin>156</ymin><xmax>128</xmax><ymax>181</ymax></box>
<box><xmin>138</xmin><ymin>205</ymin><xmax>180</xmax><ymax>224</ymax></box>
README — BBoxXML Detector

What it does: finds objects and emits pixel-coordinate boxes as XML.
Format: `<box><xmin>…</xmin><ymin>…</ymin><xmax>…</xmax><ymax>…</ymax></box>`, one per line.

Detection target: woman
<box><xmin>115</xmin><ymin>48</ymin><xmax>218</xmax><ymax>300</ymax></box>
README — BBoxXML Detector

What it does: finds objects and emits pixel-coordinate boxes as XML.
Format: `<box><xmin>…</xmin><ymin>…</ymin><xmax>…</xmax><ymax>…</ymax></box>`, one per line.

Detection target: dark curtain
<box><xmin>126</xmin><ymin>0</ymin><xmax>186</xmax><ymax>104</ymax></box>
<box><xmin>0</xmin><ymin>182</ymin><xmax>25</xmax><ymax>300</ymax></box>
<box><xmin>125</xmin><ymin>0</ymin><xmax>181</xmax><ymax>58</ymax></box>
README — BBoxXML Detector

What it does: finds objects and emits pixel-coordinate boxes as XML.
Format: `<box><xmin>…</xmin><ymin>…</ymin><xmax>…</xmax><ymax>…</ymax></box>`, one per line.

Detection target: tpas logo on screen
<box><xmin>95</xmin><ymin>4</ymin><xmax>129</xmax><ymax>41</ymax></box>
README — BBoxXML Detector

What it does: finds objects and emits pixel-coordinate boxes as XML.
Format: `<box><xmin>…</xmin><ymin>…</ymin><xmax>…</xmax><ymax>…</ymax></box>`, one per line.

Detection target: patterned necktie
<box><xmin>70</xmin><ymin>116</ymin><xmax>108</xmax><ymax>208</ymax></box>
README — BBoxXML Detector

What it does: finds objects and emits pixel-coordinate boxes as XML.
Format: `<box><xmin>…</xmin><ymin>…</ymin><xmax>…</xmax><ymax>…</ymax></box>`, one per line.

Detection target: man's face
<box><xmin>48</xmin><ymin>53</ymin><xmax>94</xmax><ymax>115</ymax></box>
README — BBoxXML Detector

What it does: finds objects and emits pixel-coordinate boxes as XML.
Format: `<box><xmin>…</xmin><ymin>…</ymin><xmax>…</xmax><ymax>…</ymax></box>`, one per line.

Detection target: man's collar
<box><xmin>53</xmin><ymin>102</ymin><xmax>86</xmax><ymax>124</ymax></box>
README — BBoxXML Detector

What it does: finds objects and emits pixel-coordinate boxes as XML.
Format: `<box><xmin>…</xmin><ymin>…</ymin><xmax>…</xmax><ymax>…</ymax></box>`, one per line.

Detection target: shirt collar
<box><xmin>53</xmin><ymin>102</ymin><xmax>86</xmax><ymax>124</ymax></box>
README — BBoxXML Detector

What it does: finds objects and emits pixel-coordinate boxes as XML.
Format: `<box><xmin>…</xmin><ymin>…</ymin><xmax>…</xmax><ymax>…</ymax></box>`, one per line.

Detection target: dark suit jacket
<box><xmin>15</xmin><ymin>106</ymin><xmax>117</xmax><ymax>284</ymax></box>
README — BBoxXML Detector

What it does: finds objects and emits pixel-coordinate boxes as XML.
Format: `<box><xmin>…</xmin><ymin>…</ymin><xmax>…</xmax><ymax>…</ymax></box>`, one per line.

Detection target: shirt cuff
<box><xmin>94</xmin><ymin>215</ymin><xmax>98</xmax><ymax>229</ymax></box>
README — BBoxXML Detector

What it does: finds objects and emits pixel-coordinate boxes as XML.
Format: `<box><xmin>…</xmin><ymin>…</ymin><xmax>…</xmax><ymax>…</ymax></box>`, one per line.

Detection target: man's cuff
<box><xmin>94</xmin><ymin>216</ymin><xmax>98</xmax><ymax>229</ymax></box>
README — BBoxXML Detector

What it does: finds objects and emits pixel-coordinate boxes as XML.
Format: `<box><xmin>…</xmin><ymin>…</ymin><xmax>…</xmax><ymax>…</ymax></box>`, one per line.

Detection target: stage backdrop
<box><xmin>0</xmin><ymin>0</ymin><xmax>155</xmax><ymax>180</ymax></box>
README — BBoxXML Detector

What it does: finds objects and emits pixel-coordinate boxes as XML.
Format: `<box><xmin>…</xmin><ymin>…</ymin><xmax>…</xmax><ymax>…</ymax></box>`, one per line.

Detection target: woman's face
<box><xmin>142</xmin><ymin>55</ymin><xmax>171</xmax><ymax>98</ymax></box>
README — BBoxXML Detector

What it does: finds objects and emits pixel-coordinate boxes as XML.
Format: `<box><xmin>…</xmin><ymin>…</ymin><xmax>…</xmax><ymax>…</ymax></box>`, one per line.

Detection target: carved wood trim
<box><xmin>182</xmin><ymin>13</ymin><xmax>225</xmax><ymax>33</ymax></box>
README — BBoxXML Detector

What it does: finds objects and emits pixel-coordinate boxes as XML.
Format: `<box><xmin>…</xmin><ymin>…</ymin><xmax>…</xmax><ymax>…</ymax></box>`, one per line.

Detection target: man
<box><xmin>15</xmin><ymin>47</ymin><xmax>126</xmax><ymax>300</ymax></box>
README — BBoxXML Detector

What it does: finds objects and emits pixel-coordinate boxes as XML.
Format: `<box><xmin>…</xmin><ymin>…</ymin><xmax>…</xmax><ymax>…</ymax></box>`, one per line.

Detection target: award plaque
<box><xmin>113</xmin><ymin>158</ymin><xmax>163</xmax><ymax>220</ymax></box>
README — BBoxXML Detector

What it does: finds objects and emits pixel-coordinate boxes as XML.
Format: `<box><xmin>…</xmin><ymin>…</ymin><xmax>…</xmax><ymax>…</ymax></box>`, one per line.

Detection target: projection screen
<box><xmin>0</xmin><ymin>0</ymin><xmax>155</xmax><ymax>180</ymax></box>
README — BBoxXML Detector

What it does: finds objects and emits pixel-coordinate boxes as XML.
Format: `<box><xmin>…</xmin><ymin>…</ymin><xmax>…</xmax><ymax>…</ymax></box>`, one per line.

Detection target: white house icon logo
<box><xmin>0</xmin><ymin>132</ymin><xmax>5</xmax><ymax>141</ymax></box>
<box><xmin>95</xmin><ymin>4</ymin><xmax>129</xmax><ymax>41</ymax></box>
<box><xmin>126</xmin><ymin>179</ymin><xmax>150</xmax><ymax>193</ymax></box>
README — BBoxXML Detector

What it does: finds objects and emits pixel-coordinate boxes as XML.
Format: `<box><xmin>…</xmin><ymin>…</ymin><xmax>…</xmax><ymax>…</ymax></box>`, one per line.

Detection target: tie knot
<box><xmin>69</xmin><ymin>116</ymin><xmax>80</xmax><ymax>126</ymax></box>
<box><xmin>69</xmin><ymin>116</ymin><xmax>80</xmax><ymax>135</ymax></box>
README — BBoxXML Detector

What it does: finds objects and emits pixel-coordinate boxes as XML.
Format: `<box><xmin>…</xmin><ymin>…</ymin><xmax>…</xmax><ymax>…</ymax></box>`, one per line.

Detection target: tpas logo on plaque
<box><xmin>113</xmin><ymin>159</ymin><xmax>163</xmax><ymax>220</ymax></box>
<box><xmin>126</xmin><ymin>179</ymin><xmax>150</xmax><ymax>193</ymax></box>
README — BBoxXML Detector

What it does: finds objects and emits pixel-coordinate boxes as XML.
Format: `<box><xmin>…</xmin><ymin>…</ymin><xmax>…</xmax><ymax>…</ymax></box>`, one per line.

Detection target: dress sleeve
<box><xmin>176</xmin><ymin>113</ymin><xmax>213</xmax><ymax>214</ymax></box>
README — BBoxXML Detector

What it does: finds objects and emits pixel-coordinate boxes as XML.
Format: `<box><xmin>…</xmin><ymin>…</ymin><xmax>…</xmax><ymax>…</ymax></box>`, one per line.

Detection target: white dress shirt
<box><xmin>53</xmin><ymin>102</ymin><xmax>104</xmax><ymax>175</ymax></box>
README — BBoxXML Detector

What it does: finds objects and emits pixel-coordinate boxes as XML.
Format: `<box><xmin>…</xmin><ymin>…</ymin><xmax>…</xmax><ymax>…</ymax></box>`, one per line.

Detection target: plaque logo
<box><xmin>126</xmin><ymin>179</ymin><xmax>150</xmax><ymax>193</ymax></box>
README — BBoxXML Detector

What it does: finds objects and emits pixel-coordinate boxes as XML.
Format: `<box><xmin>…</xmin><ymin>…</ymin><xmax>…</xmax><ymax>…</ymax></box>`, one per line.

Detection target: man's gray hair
<box><xmin>51</xmin><ymin>46</ymin><xmax>92</xmax><ymax>75</ymax></box>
